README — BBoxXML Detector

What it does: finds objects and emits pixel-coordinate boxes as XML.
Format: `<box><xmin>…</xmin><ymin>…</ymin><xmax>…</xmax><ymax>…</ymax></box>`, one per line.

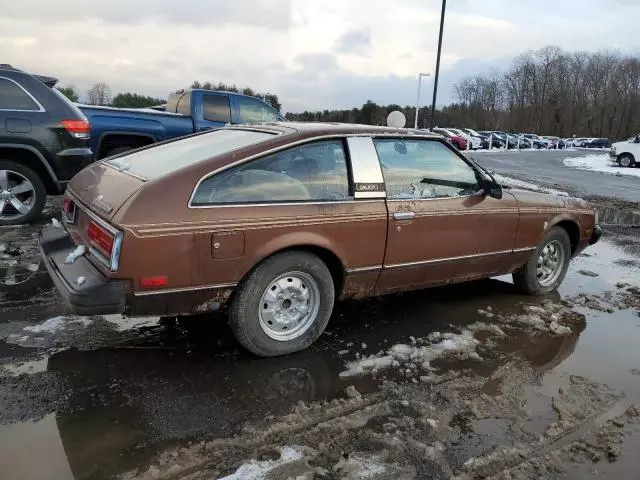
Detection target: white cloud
<box><xmin>0</xmin><ymin>0</ymin><xmax>638</xmax><ymax>112</ymax></box>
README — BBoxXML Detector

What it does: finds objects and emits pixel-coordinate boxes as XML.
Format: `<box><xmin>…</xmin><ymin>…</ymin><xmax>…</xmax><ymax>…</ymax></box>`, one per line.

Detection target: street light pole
<box><xmin>430</xmin><ymin>0</ymin><xmax>447</xmax><ymax>130</ymax></box>
<box><xmin>414</xmin><ymin>73</ymin><xmax>430</xmax><ymax>129</ymax></box>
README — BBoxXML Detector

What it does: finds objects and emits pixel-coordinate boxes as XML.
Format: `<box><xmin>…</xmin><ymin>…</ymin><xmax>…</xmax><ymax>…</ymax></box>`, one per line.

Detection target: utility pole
<box><xmin>430</xmin><ymin>0</ymin><xmax>446</xmax><ymax>130</ymax></box>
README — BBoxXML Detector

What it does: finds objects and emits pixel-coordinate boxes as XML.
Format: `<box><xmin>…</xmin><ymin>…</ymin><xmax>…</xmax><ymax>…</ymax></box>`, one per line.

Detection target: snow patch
<box><xmin>76</xmin><ymin>276</ymin><xmax>86</xmax><ymax>286</ymax></box>
<box><xmin>563</xmin><ymin>154</ymin><xmax>640</xmax><ymax>178</ymax></box>
<box><xmin>493</xmin><ymin>174</ymin><xmax>568</xmax><ymax>196</ymax></box>
<box><xmin>51</xmin><ymin>218</ymin><xmax>62</xmax><ymax>228</ymax></box>
<box><xmin>339</xmin><ymin>330</ymin><xmax>480</xmax><ymax>378</ymax></box>
<box><xmin>64</xmin><ymin>245</ymin><xmax>86</xmax><ymax>264</ymax></box>
<box><xmin>219</xmin><ymin>446</ymin><xmax>305</xmax><ymax>479</ymax></box>
<box><xmin>23</xmin><ymin>316</ymin><xmax>93</xmax><ymax>334</ymax></box>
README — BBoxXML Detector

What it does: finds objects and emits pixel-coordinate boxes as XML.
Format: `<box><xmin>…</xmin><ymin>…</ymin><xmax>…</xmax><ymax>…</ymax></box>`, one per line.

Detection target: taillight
<box><xmin>62</xmin><ymin>195</ymin><xmax>76</xmax><ymax>223</ymax></box>
<box><xmin>87</xmin><ymin>220</ymin><xmax>123</xmax><ymax>271</ymax></box>
<box><xmin>61</xmin><ymin>119</ymin><xmax>91</xmax><ymax>139</ymax></box>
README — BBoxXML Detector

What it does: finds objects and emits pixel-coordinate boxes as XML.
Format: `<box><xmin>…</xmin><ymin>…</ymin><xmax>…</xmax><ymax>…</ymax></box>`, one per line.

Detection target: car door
<box><xmin>374</xmin><ymin>137</ymin><xmax>520</xmax><ymax>294</ymax></box>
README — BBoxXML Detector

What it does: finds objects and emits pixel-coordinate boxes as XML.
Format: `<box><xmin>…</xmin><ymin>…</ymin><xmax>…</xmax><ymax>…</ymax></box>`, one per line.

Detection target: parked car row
<box><xmin>563</xmin><ymin>137</ymin><xmax>611</xmax><ymax>149</ymax></box>
<box><xmin>429</xmin><ymin>128</ymin><xmax>615</xmax><ymax>152</ymax></box>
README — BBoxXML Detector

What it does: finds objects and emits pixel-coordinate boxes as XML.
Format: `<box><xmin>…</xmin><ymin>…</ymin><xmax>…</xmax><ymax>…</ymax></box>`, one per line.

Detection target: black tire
<box><xmin>0</xmin><ymin>160</ymin><xmax>47</xmax><ymax>226</ymax></box>
<box><xmin>105</xmin><ymin>146</ymin><xmax>133</xmax><ymax>158</ymax></box>
<box><xmin>228</xmin><ymin>251</ymin><xmax>335</xmax><ymax>357</ymax></box>
<box><xmin>617</xmin><ymin>153</ymin><xmax>635</xmax><ymax>168</ymax></box>
<box><xmin>513</xmin><ymin>227</ymin><xmax>571</xmax><ymax>295</ymax></box>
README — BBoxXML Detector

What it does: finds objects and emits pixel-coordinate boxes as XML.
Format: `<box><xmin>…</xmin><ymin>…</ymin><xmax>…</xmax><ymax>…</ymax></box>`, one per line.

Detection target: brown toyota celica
<box><xmin>40</xmin><ymin>122</ymin><xmax>601</xmax><ymax>356</ymax></box>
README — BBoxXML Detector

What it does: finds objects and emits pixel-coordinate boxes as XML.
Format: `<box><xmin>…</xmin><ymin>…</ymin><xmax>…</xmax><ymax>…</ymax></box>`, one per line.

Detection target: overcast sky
<box><xmin>1</xmin><ymin>0</ymin><xmax>639</xmax><ymax>112</ymax></box>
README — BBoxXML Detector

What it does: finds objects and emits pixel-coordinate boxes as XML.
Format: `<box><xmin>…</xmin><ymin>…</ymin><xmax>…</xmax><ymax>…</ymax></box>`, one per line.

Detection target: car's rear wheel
<box><xmin>228</xmin><ymin>251</ymin><xmax>335</xmax><ymax>357</ymax></box>
<box><xmin>0</xmin><ymin>161</ymin><xmax>47</xmax><ymax>226</ymax></box>
<box><xmin>618</xmin><ymin>153</ymin><xmax>635</xmax><ymax>168</ymax></box>
<box><xmin>513</xmin><ymin>227</ymin><xmax>571</xmax><ymax>295</ymax></box>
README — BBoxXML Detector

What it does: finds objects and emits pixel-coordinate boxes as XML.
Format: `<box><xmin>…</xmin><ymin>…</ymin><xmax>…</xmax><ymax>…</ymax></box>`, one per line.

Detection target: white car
<box><xmin>610</xmin><ymin>134</ymin><xmax>640</xmax><ymax>168</ymax></box>
<box><xmin>446</xmin><ymin>128</ymin><xmax>482</xmax><ymax>149</ymax></box>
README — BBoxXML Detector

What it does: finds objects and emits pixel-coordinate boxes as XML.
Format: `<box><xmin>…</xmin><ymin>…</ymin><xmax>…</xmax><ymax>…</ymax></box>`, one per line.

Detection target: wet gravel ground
<box><xmin>0</xmin><ymin>194</ymin><xmax>639</xmax><ymax>479</ymax></box>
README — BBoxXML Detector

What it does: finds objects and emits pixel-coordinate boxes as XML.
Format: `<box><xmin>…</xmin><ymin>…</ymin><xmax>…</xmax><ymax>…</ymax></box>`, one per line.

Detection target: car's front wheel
<box><xmin>0</xmin><ymin>161</ymin><xmax>47</xmax><ymax>226</ymax></box>
<box><xmin>229</xmin><ymin>251</ymin><xmax>335</xmax><ymax>357</ymax></box>
<box><xmin>617</xmin><ymin>153</ymin><xmax>635</xmax><ymax>168</ymax></box>
<box><xmin>513</xmin><ymin>227</ymin><xmax>571</xmax><ymax>295</ymax></box>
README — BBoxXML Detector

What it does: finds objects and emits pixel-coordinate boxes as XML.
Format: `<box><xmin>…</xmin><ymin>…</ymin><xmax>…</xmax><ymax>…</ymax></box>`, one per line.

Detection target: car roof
<box><xmin>227</xmin><ymin>121</ymin><xmax>442</xmax><ymax>138</ymax></box>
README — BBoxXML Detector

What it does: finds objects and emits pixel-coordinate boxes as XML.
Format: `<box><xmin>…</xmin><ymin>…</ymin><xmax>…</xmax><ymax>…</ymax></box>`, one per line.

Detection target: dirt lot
<box><xmin>1</xmin><ymin>188</ymin><xmax>639</xmax><ymax>479</ymax></box>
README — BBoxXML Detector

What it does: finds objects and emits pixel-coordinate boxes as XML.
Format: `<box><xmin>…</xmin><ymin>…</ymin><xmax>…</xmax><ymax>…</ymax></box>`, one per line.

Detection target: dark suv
<box><xmin>0</xmin><ymin>65</ymin><xmax>93</xmax><ymax>225</ymax></box>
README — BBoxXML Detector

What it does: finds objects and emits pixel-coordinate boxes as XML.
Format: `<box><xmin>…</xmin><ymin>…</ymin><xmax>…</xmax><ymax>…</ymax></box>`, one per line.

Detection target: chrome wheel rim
<box><xmin>536</xmin><ymin>240</ymin><xmax>565</xmax><ymax>287</ymax></box>
<box><xmin>258</xmin><ymin>271</ymin><xmax>320</xmax><ymax>342</ymax></box>
<box><xmin>0</xmin><ymin>170</ymin><xmax>36</xmax><ymax>221</ymax></box>
<box><xmin>619</xmin><ymin>156</ymin><xmax>631</xmax><ymax>168</ymax></box>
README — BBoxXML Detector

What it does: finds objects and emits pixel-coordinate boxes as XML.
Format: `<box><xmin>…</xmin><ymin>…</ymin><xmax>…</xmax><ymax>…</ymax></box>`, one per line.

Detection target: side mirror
<box><xmin>483</xmin><ymin>179</ymin><xmax>503</xmax><ymax>199</ymax></box>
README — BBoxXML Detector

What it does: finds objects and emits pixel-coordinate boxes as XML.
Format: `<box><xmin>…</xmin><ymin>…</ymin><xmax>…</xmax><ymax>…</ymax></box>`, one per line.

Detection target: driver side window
<box><xmin>374</xmin><ymin>139</ymin><xmax>479</xmax><ymax>199</ymax></box>
<box><xmin>192</xmin><ymin>140</ymin><xmax>351</xmax><ymax>205</ymax></box>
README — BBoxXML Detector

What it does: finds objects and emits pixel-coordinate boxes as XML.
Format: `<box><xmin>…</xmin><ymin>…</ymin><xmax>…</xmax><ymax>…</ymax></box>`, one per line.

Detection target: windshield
<box><xmin>105</xmin><ymin>129</ymin><xmax>276</xmax><ymax>180</ymax></box>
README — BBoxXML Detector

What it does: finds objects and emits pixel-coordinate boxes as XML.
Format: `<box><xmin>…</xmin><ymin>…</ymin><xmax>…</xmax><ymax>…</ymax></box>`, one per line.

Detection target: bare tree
<box><xmin>86</xmin><ymin>82</ymin><xmax>112</xmax><ymax>105</ymax></box>
<box><xmin>453</xmin><ymin>46</ymin><xmax>640</xmax><ymax>138</ymax></box>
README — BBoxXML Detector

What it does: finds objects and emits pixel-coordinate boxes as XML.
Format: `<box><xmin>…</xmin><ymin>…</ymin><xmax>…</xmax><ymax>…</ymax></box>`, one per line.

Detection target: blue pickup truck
<box><xmin>79</xmin><ymin>89</ymin><xmax>285</xmax><ymax>159</ymax></box>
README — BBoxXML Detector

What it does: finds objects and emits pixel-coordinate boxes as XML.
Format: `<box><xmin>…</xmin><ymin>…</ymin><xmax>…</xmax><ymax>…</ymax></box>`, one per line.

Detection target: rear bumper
<box><xmin>39</xmin><ymin>224</ymin><xmax>127</xmax><ymax>316</ymax></box>
<box><xmin>590</xmin><ymin>225</ymin><xmax>602</xmax><ymax>245</ymax></box>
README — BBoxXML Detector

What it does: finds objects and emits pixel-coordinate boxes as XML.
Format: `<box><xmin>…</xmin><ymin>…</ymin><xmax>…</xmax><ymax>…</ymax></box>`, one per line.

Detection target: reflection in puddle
<box><xmin>0</xmin><ymin>414</ymin><xmax>74</xmax><ymax>480</ymax></box>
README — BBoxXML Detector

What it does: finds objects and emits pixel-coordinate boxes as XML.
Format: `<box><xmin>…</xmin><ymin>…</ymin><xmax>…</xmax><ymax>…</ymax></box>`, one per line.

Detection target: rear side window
<box><xmin>105</xmin><ymin>129</ymin><xmax>275</xmax><ymax>180</ymax></box>
<box><xmin>374</xmin><ymin>139</ymin><xmax>479</xmax><ymax>199</ymax></box>
<box><xmin>236</xmin><ymin>97</ymin><xmax>278</xmax><ymax>124</ymax></box>
<box><xmin>0</xmin><ymin>78</ymin><xmax>40</xmax><ymax>111</ymax></box>
<box><xmin>51</xmin><ymin>87</ymin><xmax>86</xmax><ymax>119</ymax></box>
<box><xmin>192</xmin><ymin>140</ymin><xmax>350</xmax><ymax>205</ymax></box>
<box><xmin>176</xmin><ymin>92</ymin><xmax>191</xmax><ymax>115</ymax></box>
<box><xmin>203</xmin><ymin>95</ymin><xmax>231</xmax><ymax>123</ymax></box>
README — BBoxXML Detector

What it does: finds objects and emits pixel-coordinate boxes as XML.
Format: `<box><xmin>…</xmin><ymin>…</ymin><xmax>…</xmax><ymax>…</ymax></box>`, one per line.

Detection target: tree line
<box><xmin>289</xmin><ymin>46</ymin><xmax>640</xmax><ymax>139</ymax></box>
<box><xmin>56</xmin><ymin>46</ymin><xmax>640</xmax><ymax>138</ymax></box>
<box><xmin>452</xmin><ymin>46</ymin><xmax>640</xmax><ymax>138</ymax></box>
<box><xmin>57</xmin><ymin>83</ymin><xmax>165</xmax><ymax>108</ymax></box>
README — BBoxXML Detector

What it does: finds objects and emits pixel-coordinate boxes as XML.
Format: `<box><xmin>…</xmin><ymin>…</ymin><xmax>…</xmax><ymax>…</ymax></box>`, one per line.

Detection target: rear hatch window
<box><xmin>105</xmin><ymin>129</ymin><xmax>275</xmax><ymax>180</ymax></box>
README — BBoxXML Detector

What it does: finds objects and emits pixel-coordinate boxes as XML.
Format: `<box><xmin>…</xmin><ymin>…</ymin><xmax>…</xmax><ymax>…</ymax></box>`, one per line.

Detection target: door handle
<box><xmin>393</xmin><ymin>212</ymin><xmax>415</xmax><ymax>220</ymax></box>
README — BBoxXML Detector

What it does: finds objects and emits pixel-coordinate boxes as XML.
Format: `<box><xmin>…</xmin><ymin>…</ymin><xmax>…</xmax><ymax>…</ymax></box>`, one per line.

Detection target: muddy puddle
<box><xmin>1</xmin><ymin>219</ymin><xmax>639</xmax><ymax>479</ymax></box>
